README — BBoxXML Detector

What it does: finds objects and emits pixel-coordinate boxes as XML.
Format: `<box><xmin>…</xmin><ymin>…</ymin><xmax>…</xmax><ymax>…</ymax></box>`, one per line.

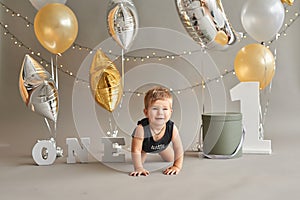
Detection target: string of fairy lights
<box><xmin>0</xmin><ymin>2</ymin><xmax>299</xmax><ymax>95</ymax></box>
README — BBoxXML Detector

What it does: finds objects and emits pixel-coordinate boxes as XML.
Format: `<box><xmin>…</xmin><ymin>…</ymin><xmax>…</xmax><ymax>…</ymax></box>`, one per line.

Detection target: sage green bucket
<box><xmin>201</xmin><ymin>112</ymin><xmax>243</xmax><ymax>159</ymax></box>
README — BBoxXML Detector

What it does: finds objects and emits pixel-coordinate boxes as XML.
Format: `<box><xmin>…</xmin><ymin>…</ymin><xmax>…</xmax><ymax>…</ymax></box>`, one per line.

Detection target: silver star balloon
<box><xmin>19</xmin><ymin>54</ymin><xmax>59</xmax><ymax>122</ymax></box>
<box><xmin>107</xmin><ymin>0</ymin><xmax>139</xmax><ymax>50</ymax></box>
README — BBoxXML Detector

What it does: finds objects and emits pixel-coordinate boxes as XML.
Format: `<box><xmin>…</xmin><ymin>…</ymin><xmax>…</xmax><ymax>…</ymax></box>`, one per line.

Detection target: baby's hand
<box><xmin>129</xmin><ymin>168</ymin><xmax>150</xmax><ymax>176</ymax></box>
<box><xmin>163</xmin><ymin>165</ymin><xmax>181</xmax><ymax>175</ymax></box>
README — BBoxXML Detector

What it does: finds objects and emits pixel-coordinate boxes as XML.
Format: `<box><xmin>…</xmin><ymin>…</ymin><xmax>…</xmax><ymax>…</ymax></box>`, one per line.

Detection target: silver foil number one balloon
<box><xmin>107</xmin><ymin>0</ymin><xmax>139</xmax><ymax>51</ymax></box>
<box><xmin>19</xmin><ymin>54</ymin><xmax>59</xmax><ymax>123</ymax></box>
<box><xmin>176</xmin><ymin>0</ymin><xmax>237</xmax><ymax>51</ymax></box>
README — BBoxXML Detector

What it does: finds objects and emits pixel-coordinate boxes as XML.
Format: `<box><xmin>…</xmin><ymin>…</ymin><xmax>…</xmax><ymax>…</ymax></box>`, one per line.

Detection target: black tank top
<box><xmin>133</xmin><ymin>118</ymin><xmax>174</xmax><ymax>153</ymax></box>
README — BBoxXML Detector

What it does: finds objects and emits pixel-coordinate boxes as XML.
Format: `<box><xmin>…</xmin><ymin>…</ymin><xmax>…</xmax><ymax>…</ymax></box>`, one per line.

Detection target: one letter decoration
<box><xmin>32</xmin><ymin>140</ymin><xmax>57</xmax><ymax>165</ymax></box>
<box><xmin>230</xmin><ymin>82</ymin><xmax>272</xmax><ymax>154</ymax></box>
<box><xmin>66</xmin><ymin>137</ymin><xmax>90</xmax><ymax>164</ymax></box>
<box><xmin>102</xmin><ymin>137</ymin><xmax>126</xmax><ymax>162</ymax></box>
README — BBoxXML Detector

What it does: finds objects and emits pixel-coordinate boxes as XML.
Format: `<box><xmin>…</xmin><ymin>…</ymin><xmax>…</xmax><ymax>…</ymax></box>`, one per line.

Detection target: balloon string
<box><xmin>54</xmin><ymin>54</ymin><xmax>59</xmax><ymax>139</ymax></box>
<box><xmin>201</xmin><ymin>50</ymin><xmax>206</xmax><ymax>114</ymax></box>
<box><xmin>44</xmin><ymin>117</ymin><xmax>52</xmax><ymax>137</ymax></box>
<box><xmin>263</xmin><ymin>47</ymin><xmax>275</xmax><ymax>124</ymax></box>
<box><xmin>194</xmin><ymin>50</ymin><xmax>206</xmax><ymax>152</ymax></box>
<box><xmin>258</xmin><ymin>45</ymin><xmax>268</xmax><ymax>140</ymax></box>
<box><xmin>55</xmin><ymin>54</ymin><xmax>59</xmax><ymax>89</ymax></box>
<box><xmin>258</xmin><ymin>104</ymin><xmax>264</xmax><ymax>140</ymax></box>
<box><xmin>259</xmin><ymin>47</ymin><xmax>276</xmax><ymax>140</ymax></box>
<box><xmin>107</xmin><ymin>116</ymin><xmax>118</xmax><ymax>137</ymax></box>
<box><xmin>54</xmin><ymin>120</ymin><xmax>57</xmax><ymax>139</ymax></box>
<box><xmin>51</xmin><ymin>56</ymin><xmax>55</xmax><ymax>82</ymax></box>
<box><xmin>109</xmin><ymin>116</ymin><xmax>113</xmax><ymax>133</ymax></box>
<box><xmin>121</xmin><ymin>49</ymin><xmax>125</xmax><ymax>89</ymax></box>
<box><xmin>202</xmin><ymin>80</ymin><xmax>205</xmax><ymax>113</ymax></box>
<box><xmin>50</xmin><ymin>54</ymin><xmax>59</xmax><ymax>89</ymax></box>
<box><xmin>43</xmin><ymin>118</ymin><xmax>57</xmax><ymax>139</ymax></box>
<box><xmin>50</xmin><ymin>55</ymin><xmax>59</xmax><ymax>89</ymax></box>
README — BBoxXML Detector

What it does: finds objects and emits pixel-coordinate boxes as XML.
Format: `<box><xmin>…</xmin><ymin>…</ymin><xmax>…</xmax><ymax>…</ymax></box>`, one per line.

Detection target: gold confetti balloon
<box><xmin>89</xmin><ymin>50</ymin><xmax>123</xmax><ymax>112</ymax></box>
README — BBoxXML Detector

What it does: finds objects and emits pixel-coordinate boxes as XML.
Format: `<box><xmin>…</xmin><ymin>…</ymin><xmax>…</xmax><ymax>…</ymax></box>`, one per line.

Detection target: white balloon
<box><xmin>241</xmin><ymin>0</ymin><xmax>285</xmax><ymax>42</ymax></box>
<box><xmin>29</xmin><ymin>0</ymin><xmax>67</xmax><ymax>10</ymax></box>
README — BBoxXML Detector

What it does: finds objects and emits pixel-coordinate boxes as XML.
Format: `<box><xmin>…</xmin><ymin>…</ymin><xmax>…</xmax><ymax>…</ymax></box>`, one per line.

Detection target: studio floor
<box><xmin>1</xmin><ymin>127</ymin><xmax>299</xmax><ymax>200</ymax></box>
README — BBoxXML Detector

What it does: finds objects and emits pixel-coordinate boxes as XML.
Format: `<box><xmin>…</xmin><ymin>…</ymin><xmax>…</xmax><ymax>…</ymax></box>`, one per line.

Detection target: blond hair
<box><xmin>144</xmin><ymin>86</ymin><xmax>172</xmax><ymax>109</ymax></box>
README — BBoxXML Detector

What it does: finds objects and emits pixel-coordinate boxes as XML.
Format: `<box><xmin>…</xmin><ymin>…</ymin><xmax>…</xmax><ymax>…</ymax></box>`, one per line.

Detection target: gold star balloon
<box><xmin>89</xmin><ymin>50</ymin><xmax>123</xmax><ymax>112</ymax></box>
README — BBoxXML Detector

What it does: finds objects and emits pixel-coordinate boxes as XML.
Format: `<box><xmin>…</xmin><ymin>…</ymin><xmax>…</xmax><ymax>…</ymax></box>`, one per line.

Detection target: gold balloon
<box><xmin>234</xmin><ymin>43</ymin><xmax>275</xmax><ymax>90</ymax></box>
<box><xmin>281</xmin><ymin>0</ymin><xmax>294</xmax><ymax>6</ymax></box>
<box><xmin>34</xmin><ymin>3</ymin><xmax>78</xmax><ymax>54</ymax></box>
<box><xmin>89</xmin><ymin>50</ymin><xmax>123</xmax><ymax>112</ymax></box>
<box><xmin>214</xmin><ymin>31</ymin><xmax>229</xmax><ymax>46</ymax></box>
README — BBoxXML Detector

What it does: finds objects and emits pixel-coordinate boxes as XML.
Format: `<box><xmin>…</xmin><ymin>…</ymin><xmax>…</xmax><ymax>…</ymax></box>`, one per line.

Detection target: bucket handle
<box><xmin>198</xmin><ymin>125</ymin><xmax>246</xmax><ymax>159</ymax></box>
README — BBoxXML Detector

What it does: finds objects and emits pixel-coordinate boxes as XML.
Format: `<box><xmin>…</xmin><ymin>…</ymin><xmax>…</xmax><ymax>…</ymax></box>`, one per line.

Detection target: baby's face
<box><xmin>144</xmin><ymin>99</ymin><xmax>173</xmax><ymax>126</ymax></box>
